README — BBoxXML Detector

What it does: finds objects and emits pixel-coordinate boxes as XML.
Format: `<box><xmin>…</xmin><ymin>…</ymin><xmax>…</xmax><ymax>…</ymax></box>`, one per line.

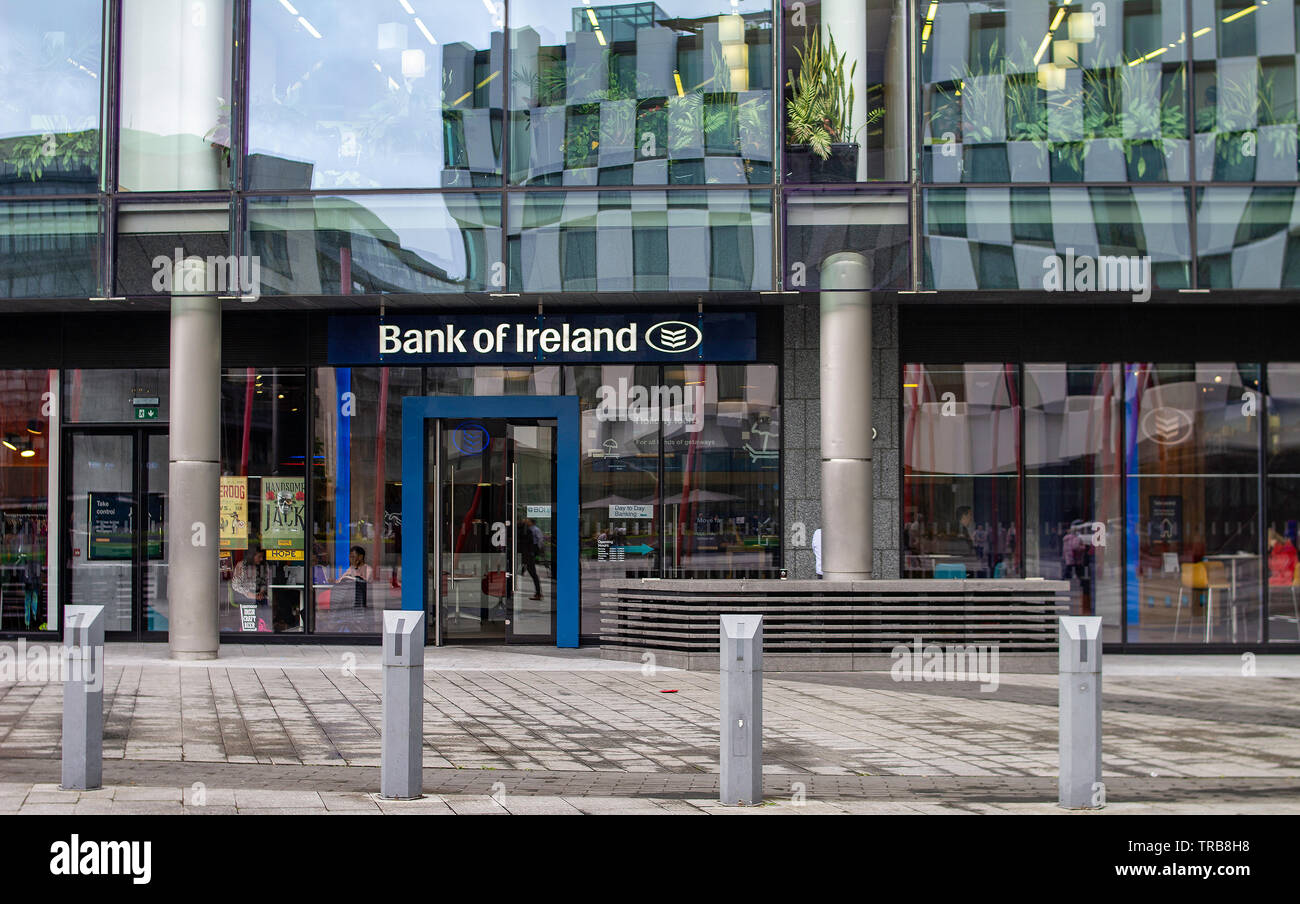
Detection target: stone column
<box><xmin>168</xmin><ymin>258</ymin><xmax>220</xmax><ymax>660</ymax></box>
<box><xmin>820</xmin><ymin>252</ymin><xmax>872</xmax><ymax>580</ymax></box>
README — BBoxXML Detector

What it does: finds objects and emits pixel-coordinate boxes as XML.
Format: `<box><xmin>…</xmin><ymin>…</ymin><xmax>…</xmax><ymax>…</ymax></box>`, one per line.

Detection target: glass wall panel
<box><xmin>1196</xmin><ymin>186</ymin><xmax>1300</xmax><ymax>288</ymax></box>
<box><xmin>782</xmin><ymin>0</ymin><xmax>907</xmax><ymax>182</ymax></box>
<box><xmin>0</xmin><ymin>370</ymin><xmax>54</xmax><ymax>632</ymax></box>
<box><xmin>249</xmin><ymin>0</ymin><xmax>503</xmax><ymax>189</ymax></box>
<box><xmin>1191</xmin><ymin>0</ymin><xmax>1300</xmax><ymax>181</ymax></box>
<box><xmin>1024</xmin><ymin>364</ymin><xmax>1123</xmax><ymax>641</ymax></box>
<box><xmin>567</xmin><ymin>364</ymin><xmax>663</xmax><ymax>635</ymax></box>
<box><xmin>661</xmin><ymin>364</ymin><xmax>781</xmax><ymax>578</ymax></box>
<box><xmin>1265</xmin><ymin>362</ymin><xmax>1300</xmax><ymax>642</ymax></box>
<box><xmin>783</xmin><ymin>189</ymin><xmax>909</xmax><ymax>289</ymax></box>
<box><xmin>920</xmin><ymin>0</ymin><xmax>1190</xmax><ymax>184</ymax></box>
<box><xmin>310</xmin><ymin>367</ymin><xmax>417</xmax><ymax>635</ymax></box>
<box><xmin>118</xmin><ymin>0</ymin><xmax>233</xmax><ymax>191</ymax></box>
<box><xmin>218</xmin><ymin>369</ymin><xmax>308</xmax><ymax>634</ymax></box>
<box><xmin>1125</xmin><ymin>363</ymin><xmax>1261</xmax><ymax>643</ymax></box>
<box><xmin>247</xmin><ymin>194</ymin><xmax>501</xmax><ymax>295</ymax></box>
<box><xmin>427</xmin><ymin>366</ymin><xmax>561</xmax><ymax>396</ymax></box>
<box><xmin>0</xmin><ymin>201</ymin><xmax>99</xmax><ymax>298</ymax></box>
<box><xmin>0</xmin><ymin>1</ymin><xmax>102</xmax><ymax>195</ymax></box>
<box><xmin>115</xmin><ymin>203</ymin><xmax>233</xmax><ymax>296</ymax></box>
<box><xmin>508</xmin><ymin>0</ymin><xmax>774</xmax><ymax>186</ymax></box>
<box><xmin>508</xmin><ymin>189</ymin><xmax>772</xmax><ymax>290</ymax></box>
<box><xmin>922</xmin><ymin>186</ymin><xmax>1191</xmax><ymax>290</ymax></box>
<box><xmin>903</xmin><ymin>363</ymin><xmax>1022</xmax><ymax>579</ymax></box>
<box><xmin>64</xmin><ymin>369</ymin><xmax>169</xmax><ymax>423</ymax></box>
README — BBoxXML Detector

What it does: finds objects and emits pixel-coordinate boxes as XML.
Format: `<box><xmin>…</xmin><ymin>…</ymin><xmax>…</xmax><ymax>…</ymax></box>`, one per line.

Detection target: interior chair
<box><xmin>1176</xmin><ymin>562</ymin><xmax>1230</xmax><ymax>641</ymax></box>
<box><xmin>933</xmin><ymin>562</ymin><xmax>967</xmax><ymax>579</ymax></box>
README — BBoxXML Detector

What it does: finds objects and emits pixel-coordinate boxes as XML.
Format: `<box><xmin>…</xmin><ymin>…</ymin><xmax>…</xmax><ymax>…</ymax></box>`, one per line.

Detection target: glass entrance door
<box><xmin>64</xmin><ymin>430</ymin><xmax>168</xmax><ymax>637</ymax></box>
<box><xmin>432</xmin><ymin>418</ymin><xmax>556</xmax><ymax>643</ymax></box>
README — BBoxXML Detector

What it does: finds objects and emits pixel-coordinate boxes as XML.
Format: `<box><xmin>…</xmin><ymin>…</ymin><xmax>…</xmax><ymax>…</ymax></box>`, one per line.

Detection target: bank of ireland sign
<box><xmin>327</xmin><ymin>313</ymin><xmax>754</xmax><ymax>364</ymax></box>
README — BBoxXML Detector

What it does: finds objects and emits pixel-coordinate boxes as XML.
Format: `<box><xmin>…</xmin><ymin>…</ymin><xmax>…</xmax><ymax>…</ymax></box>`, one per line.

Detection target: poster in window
<box><xmin>1148</xmin><ymin>495</ymin><xmax>1182</xmax><ymax>544</ymax></box>
<box><xmin>88</xmin><ymin>493</ymin><xmax>134</xmax><ymax>560</ymax></box>
<box><xmin>220</xmin><ymin>476</ymin><xmax>249</xmax><ymax>550</ymax></box>
<box><xmin>262</xmin><ymin>476</ymin><xmax>305</xmax><ymax>560</ymax></box>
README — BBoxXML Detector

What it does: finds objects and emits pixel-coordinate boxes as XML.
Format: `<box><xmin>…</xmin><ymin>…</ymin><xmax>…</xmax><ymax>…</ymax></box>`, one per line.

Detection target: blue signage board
<box><xmin>328</xmin><ymin>312</ymin><xmax>757</xmax><ymax>364</ymax></box>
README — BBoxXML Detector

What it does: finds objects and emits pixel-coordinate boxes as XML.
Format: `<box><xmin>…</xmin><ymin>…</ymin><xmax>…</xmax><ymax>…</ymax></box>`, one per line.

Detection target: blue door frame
<box><xmin>400</xmin><ymin>396</ymin><xmax>581</xmax><ymax>647</ymax></box>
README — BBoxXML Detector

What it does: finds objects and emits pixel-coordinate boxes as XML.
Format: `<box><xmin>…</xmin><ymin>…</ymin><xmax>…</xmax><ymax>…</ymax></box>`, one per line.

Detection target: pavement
<box><xmin>2</xmin><ymin>643</ymin><xmax>1299</xmax><ymax>814</ymax></box>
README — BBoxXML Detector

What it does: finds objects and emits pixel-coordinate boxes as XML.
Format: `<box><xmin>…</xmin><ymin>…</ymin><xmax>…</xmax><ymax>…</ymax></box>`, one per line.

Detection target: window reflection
<box><xmin>1196</xmin><ymin>186</ymin><xmax>1300</xmax><ymax>288</ymax></box>
<box><xmin>0</xmin><ymin>201</ymin><xmax>99</xmax><ymax>298</ymax></box>
<box><xmin>0</xmin><ymin>370</ymin><xmax>55</xmax><ymax>632</ymax></box>
<box><xmin>1265</xmin><ymin>363</ymin><xmax>1300</xmax><ymax>642</ymax></box>
<box><xmin>0</xmin><ymin>1</ymin><xmax>102</xmax><ymax>195</ymax></box>
<box><xmin>249</xmin><ymin>0</ymin><xmax>503</xmax><ymax>189</ymax></box>
<box><xmin>508</xmin><ymin>0</ymin><xmax>774</xmax><ymax>186</ymax></box>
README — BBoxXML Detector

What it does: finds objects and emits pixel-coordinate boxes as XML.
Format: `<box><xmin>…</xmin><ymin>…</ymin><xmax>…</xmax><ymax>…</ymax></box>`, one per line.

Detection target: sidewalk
<box><xmin>2</xmin><ymin>644</ymin><xmax>1299</xmax><ymax>814</ymax></box>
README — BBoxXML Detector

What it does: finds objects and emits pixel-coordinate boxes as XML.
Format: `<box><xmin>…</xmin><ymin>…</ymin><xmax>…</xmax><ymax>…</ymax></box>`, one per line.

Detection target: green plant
<box><xmin>786</xmin><ymin>29</ymin><xmax>880</xmax><ymax>158</ymax></box>
<box><xmin>1</xmin><ymin>128</ymin><xmax>99</xmax><ymax>180</ymax></box>
<box><xmin>1196</xmin><ymin>65</ymin><xmax>1299</xmax><ymax>168</ymax></box>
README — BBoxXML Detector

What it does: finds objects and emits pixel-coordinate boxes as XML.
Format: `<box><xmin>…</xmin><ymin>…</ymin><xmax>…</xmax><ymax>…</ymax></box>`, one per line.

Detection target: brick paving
<box><xmin>2</xmin><ymin>643</ymin><xmax>1299</xmax><ymax>814</ymax></box>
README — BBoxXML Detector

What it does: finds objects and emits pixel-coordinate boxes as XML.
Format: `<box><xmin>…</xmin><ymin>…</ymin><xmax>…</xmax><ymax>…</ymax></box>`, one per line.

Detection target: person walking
<box><xmin>521</xmin><ymin>518</ymin><xmax>544</xmax><ymax>600</ymax></box>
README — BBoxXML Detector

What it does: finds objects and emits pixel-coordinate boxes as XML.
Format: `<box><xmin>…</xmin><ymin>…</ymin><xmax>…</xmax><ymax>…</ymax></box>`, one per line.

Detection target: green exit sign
<box><xmin>134</xmin><ymin>406</ymin><xmax>158</xmax><ymax>420</ymax></box>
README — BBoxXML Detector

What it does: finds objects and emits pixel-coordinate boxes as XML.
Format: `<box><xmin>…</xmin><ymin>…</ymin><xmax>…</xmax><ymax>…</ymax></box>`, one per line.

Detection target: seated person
<box><xmin>337</xmin><ymin>545</ymin><xmax>372</xmax><ymax>608</ymax></box>
<box><xmin>1268</xmin><ymin>528</ymin><xmax>1298</xmax><ymax>587</ymax></box>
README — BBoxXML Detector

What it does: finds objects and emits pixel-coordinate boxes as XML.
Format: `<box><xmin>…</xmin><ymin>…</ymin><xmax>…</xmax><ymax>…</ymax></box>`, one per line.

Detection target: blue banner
<box><xmin>328</xmin><ymin>312</ymin><xmax>757</xmax><ymax>364</ymax></box>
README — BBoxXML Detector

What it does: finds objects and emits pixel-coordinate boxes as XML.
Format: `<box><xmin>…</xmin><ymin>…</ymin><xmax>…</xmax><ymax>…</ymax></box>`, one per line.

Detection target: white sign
<box><xmin>525</xmin><ymin>505</ymin><xmax>552</xmax><ymax>518</ymax></box>
<box><xmin>610</xmin><ymin>504</ymin><xmax>654</xmax><ymax>519</ymax></box>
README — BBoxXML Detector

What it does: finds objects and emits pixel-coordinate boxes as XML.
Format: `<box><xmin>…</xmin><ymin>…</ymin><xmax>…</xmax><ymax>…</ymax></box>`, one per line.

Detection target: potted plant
<box><xmin>785</xmin><ymin>29</ymin><xmax>879</xmax><ymax>183</ymax></box>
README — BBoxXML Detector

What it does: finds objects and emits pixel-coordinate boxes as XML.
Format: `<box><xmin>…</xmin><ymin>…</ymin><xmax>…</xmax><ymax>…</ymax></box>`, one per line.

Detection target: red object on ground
<box><xmin>660</xmin><ymin>689</ymin><xmax>679</xmax><ymax>693</ymax></box>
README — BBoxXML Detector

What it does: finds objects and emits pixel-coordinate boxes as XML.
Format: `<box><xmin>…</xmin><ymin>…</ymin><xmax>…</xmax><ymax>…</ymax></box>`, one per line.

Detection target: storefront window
<box><xmin>661</xmin><ymin>364</ymin><xmax>781</xmax><ymax>579</ymax></box>
<box><xmin>218</xmin><ymin>369</ymin><xmax>308</xmax><ymax>634</ymax></box>
<box><xmin>903</xmin><ymin>363</ymin><xmax>1022</xmax><ymax>579</ymax></box>
<box><xmin>508</xmin><ymin>0</ymin><xmax>774</xmax><ymax>186</ymax></box>
<box><xmin>0</xmin><ymin>201</ymin><xmax>100</xmax><ymax>298</ymax></box>
<box><xmin>249</xmin><ymin>0</ymin><xmax>503</xmax><ymax>189</ymax></box>
<box><xmin>1196</xmin><ymin>186</ymin><xmax>1300</xmax><ymax>288</ymax></box>
<box><xmin>118</xmin><ymin>0</ymin><xmax>233</xmax><ymax>191</ymax></box>
<box><xmin>1024</xmin><ymin>364</ymin><xmax>1123</xmax><ymax>640</ymax></box>
<box><xmin>1265</xmin><ymin>362</ymin><xmax>1300</xmax><ymax>643</ymax></box>
<box><xmin>1125</xmin><ymin>363</ymin><xmax>1261</xmax><ymax>643</ymax></box>
<box><xmin>247</xmin><ymin>194</ymin><xmax>502</xmax><ymax>295</ymax></box>
<box><xmin>0</xmin><ymin>370</ymin><xmax>54</xmax><ymax>632</ymax></box>
<box><xmin>920</xmin><ymin>0</ymin><xmax>1190</xmax><ymax>184</ymax></box>
<box><xmin>782</xmin><ymin>0</ymin><xmax>907</xmax><ymax>182</ymax></box>
<box><xmin>923</xmin><ymin>186</ymin><xmax>1191</xmax><ymax>290</ymax></box>
<box><xmin>63</xmin><ymin>369</ymin><xmax>169</xmax><ymax>423</ymax></box>
<box><xmin>508</xmin><ymin>189</ymin><xmax>772</xmax><ymax>290</ymax></box>
<box><xmin>0</xmin><ymin>2</ymin><xmax>102</xmax><ymax>195</ymax></box>
<box><xmin>310</xmin><ymin>367</ymin><xmax>417</xmax><ymax>634</ymax></box>
<box><xmin>1192</xmin><ymin>0</ymin><xmax>1300</xmax><ymax>182</ymax></box>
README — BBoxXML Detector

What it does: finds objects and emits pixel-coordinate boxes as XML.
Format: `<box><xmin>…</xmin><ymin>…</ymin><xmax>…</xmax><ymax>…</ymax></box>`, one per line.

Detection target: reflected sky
<box><xmin>0</xmin><ymin>1</ymin><xmax>102</xmax><ymax>138</ymax></box>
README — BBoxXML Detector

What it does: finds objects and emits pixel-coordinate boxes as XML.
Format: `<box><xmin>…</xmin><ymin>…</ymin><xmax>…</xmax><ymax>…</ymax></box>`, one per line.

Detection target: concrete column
<box><xmin>169</xmin><ymin>258</ymin><xmax>220</xmax><ymax>660</ymax></box>
<box><xmin>822</xmin><ymin>0</ymin><xmax>870</xmax><ymax>181</ymax></box>
<box><xmin>820</xmin><ymin>253</ymin><xmax>872</xmax><ymax>580</ymax></box>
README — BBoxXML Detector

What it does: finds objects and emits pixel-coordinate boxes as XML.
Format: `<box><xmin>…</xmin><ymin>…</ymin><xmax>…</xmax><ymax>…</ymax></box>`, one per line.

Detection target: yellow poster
<box><xmin>220</xmin><ymin>476</ymin><xmax>249</xmax><ymax>550</ymax></box>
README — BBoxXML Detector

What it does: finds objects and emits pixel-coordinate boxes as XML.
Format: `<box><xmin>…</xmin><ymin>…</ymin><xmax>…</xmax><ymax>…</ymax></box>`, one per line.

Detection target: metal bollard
<box><xmin>1058</xmin><ymin>615</ymin><xmax>1104</xmax><ymax>809</ymax></box>
<box><xmin>61</xmin><ymin>605</ymin><xmax>106</xmax><ymax>791</ymax></box>
<box><xmin>380</xmin><ymin>611</ymin><xmax>425</xmax><ymax>800</ymax></box>
<box><xmin>720</xmin><ymin>614</ymin><xmax>763</xmax><ymax>806</ymax></box>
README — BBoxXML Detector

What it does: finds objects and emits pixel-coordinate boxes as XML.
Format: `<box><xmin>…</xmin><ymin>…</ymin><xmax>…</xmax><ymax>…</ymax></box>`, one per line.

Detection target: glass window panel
<box><xmin>508</xmin><ymin>0</ymin><xmax>774</xmax><ymax>186</ymax></box>
<box><xmin>247</xmin><ymin>194</ymin><xmax>502</xmax><ymax>295</ymax></box>
<box><xmin>920</xmin><ymin>0</ymin><xmax>1190</xmax><ymax>184</ymax></box>
<box><xmin>0</xmin><ymin>370</ymin><xmax>55</xmax><ymax>632</ymax></box>
<box><xmin>218</xmin><ymin>369</ymin><xmax>308</xmax><ymax>635</ymax></box>
<box><xmin>1191</xmin><ymin>0</ymin><xmax>1299</xmax><ymax>181</ymax></box>
<box><xmin>63</xmin><ymin>369</ymin><xmax>169</xmax><ymax>423</ymax></box>
<box><xmin>785</xmin><ymin>189</ymin><xmax>909</xmax><ymax>290</ymax></box>
<box><xmin>903</xmin><ymin>363</ymin><xmax>1022</xmax><ymax>579</ymax></box>
<box><xmin>1124</xmin><ymin>363</ymin><xmax>1261</xmax><ymax>643</ymax></box>
<box><xmin>115</xmin><ymin>202</ymin><xmax>233</xmax><ymax>296</ymax></box>
<box><xmin>0</xmin><ymin>201</ymin><xmax>99</xmax><ymax>298</ymax></box>
<box><xmin>507</xmin><ymin>189</ymin><xmax>771</xmax><ymax>290</ymax></box>
<box><xmin>567</xmin><ymin>364</ymin><xmax>663</xmax><ymax>635</ymax></box>
<box><xmin>310</xmin><ymin>367</ymin><xmax>418</xmax><ymax>635</ymax></box>
<box><xmin>1267</xmin><ymin>362</ymin><xmax>1300</xmax><ymax>642</ymax></box>
<box><xmin>660</xmin><ymin>364</ymin><xmax>781</xmax><ymax>579</ymax></box>
<box><xmin>0</xmin><ymin>1</ymin><xmax>102</xmax><ymax>195</ymax></box>
<box><xmin>922</xmin><ymin>186</ymin><xmax>1191</xmax><ymax>291</ymax></box>
<box><xmin>1024</xmin><ymin>363</ymin><xmax>1123</xmax><ymax>642</ymax></box>
<box><xmin>426</xmin><ymin>366</ymin><xmax>561</xmax><ymax>396</ymax></box>
<box><xmin>1196</xmin><ymin>186</ymin><xmax>1300</xmax><ymax>288</ymax></box>
<box><xmin>118</xmin><ymin>0</ymin><xmax>233</xmax><ymax>191</ymax></box>
<box><xmin>249</xmin><ymin>0</ymin><xmax>503</xmax><ymax>189</ymax></box>
<box><xmin>781</xmin><ymin>0</ymin><xmax>907</xmax><ymax>182</ymax></box>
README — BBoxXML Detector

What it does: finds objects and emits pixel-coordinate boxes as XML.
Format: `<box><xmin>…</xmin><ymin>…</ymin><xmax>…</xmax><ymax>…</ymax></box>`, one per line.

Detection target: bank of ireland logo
<box><xmin>1140</xmin><ymin>406</ymin><xmax>1194</xmax><ymax>446</ymax></box>
<box><xmin>644</xmin><ymin>320</ymin><xmax>702</xmax><ymax>354</ymax></box>
<box><xmin>452</xmin><ymin>422</ymin><xmax>490</xmax><ymax>455</ymax></box>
